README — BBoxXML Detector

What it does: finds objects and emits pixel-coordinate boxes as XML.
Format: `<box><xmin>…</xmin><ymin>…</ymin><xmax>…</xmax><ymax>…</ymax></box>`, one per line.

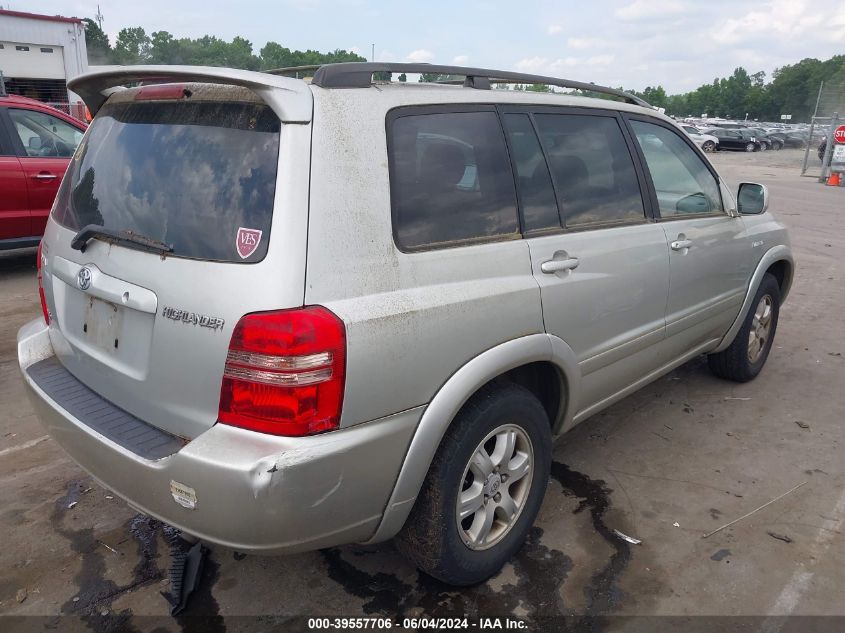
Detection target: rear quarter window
<box><xmin>388</xmin><ymin>109</ymin><xmax>519</xmax><ymax>251</ymax></box>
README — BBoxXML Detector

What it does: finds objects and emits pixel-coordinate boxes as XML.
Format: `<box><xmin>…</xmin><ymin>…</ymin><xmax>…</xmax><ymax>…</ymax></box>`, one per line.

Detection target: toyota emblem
<box><xmin>77</xmin><ymin>267</ymin><xmax>92</xmax><ymax>290</ymax></box>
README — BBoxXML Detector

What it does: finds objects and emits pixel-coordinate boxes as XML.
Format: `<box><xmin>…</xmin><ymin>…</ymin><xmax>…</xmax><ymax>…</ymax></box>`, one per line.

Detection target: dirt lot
<box><xmin>0</xmin><ymin>148</ymin><xmax>843</xmax><ymax>631</ymax></box>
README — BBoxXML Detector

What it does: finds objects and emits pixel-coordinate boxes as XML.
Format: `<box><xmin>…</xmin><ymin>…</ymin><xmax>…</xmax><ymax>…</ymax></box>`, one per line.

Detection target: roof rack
<box><xmin>265</xmin><ymin>64</ymin><xmax>322</xmax><ymax>79</ymax></box>
<box><xmin>268</xmin><ymin>62</ymin><xmax>649</xmax><ymax>107</ymax></box>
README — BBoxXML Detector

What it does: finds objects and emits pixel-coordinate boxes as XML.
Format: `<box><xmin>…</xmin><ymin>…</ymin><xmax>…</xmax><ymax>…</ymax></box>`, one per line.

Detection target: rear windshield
<box><xmin>52</xmin><ymin>98</ymin><xmax>280</xmax><ymax>262</ymax></box>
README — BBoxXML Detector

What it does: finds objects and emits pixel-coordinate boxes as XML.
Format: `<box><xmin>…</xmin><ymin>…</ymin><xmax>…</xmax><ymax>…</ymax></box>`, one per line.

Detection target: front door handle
<box><xmin>541</xmin><ymin>257</ymin><xmax>579</xmax><ymax>274</ymax></box>
<box><xmin>671</xmin><ymin>239</ymin><xmax>692</xmax><ymax>251</ymax></box>
<box><xmin>34</xmin><ymin>172</ymin><xmax>58</xmax><ymax>181</ymax></box>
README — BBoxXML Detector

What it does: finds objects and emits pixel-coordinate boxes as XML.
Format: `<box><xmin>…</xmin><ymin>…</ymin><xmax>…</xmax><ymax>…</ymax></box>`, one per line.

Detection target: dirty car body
<box><xmin>18</xmin><ymin>63</ymin><xmax>793</xmax><ymax>583</ymax></box>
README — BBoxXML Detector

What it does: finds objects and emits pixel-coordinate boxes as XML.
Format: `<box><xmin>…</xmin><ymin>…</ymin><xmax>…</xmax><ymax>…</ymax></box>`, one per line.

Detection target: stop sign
<box><xmin>835</xmin><ymin>125</ymin><xmax>845</xmax><ymax>144</ymax></box>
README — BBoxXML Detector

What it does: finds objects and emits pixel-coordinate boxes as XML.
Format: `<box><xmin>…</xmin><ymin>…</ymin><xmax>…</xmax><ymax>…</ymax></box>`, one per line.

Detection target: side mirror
<box><xmin>28</xmin><ymin>136</ymin><xmax>43</xmax><ymax>150</ymax></box>
<box><xmin>737</xmin><ymin>182</ymin><xmax>769</xmax><ymax>215</ymax></box>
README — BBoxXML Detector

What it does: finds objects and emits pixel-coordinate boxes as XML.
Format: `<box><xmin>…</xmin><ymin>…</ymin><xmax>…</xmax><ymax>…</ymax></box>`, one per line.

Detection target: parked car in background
<box><xmin>0</xmin><ymin>94</ymin><xmax>87</xmax><ymax>250</ymax></box>
<box><xmin>19</xmin><ymin>62</ymin><xmax>793</xmax><ymax>587</ymax></box>
<box><xmin>745</xmin><ymin>128</ymin><xmax>780</xmax><ymax>151</ymax></box>
<box><xmin>761</xmin><ymin>129</ymin><xmax>787</xmax><ymax>150</ymax></box>
<box><xmin>702</xmin><ymin>127</ymin><xmax>760</xmax><ymax>152</ymax></box>
<box><xmin>782</xmin><ymin>131</ymin><xmax>810</xmax><ymax>148</ymax></box>
<box><xmin>680</xmin><ymin>125</ymin><xmax>719</xmax><ymax>152</ymax></box>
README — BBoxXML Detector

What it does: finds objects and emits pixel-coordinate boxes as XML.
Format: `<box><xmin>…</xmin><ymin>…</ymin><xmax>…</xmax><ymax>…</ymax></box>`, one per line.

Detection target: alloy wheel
<box><xmin>748</xmin><ymin>294</ymin><xmax>773</xmax><ymax>364</ymax></box>
<box><xmin>456</xmin><ymin>424</ymin><xmax>534</xmax><ymax>550</ymax></box>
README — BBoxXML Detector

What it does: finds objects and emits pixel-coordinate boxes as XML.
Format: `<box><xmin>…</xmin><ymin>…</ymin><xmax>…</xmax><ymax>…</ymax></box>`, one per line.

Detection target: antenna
<box><xmin>95</xmin><ymin>5</ymin><xmax>104</xmax><ymax>30</ymax></box>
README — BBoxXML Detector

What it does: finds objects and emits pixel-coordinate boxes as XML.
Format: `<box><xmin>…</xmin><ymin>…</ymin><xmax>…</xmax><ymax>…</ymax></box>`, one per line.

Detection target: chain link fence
<box><xmin>801</xmin><ymin>81</ymin><xmax>845</xmax><ymax>179</ymax></box>
<box><xmin>0</xmin><ymin>72</ymin><xmax>88</xmax><ymax>122</ymax></box>
<box><xmin>41</xmin><ymin>101</ymin><xmax>88</xmax><ymax>121</ymax></box>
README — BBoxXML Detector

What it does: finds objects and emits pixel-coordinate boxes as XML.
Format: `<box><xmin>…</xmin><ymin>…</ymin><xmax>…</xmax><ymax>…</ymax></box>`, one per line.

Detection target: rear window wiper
<box><xmin>71</xmin><ymin>224</ymin><xmax>174</xmax><ymax>255</ymax></box>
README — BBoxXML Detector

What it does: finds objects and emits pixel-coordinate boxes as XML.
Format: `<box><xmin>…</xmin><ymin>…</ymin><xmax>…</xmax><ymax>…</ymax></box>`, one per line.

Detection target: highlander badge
<box><xmin>162</xmin><ymin>306</ymin><xmax>225</xmax><ymax>331</ymax></box>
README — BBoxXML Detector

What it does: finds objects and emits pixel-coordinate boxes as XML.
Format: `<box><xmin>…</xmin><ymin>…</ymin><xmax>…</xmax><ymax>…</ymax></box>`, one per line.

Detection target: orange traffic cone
<box><xmin>827</xmin><ymin>172</ymin><xmax>841</xmax><ymax>186</ymax></box>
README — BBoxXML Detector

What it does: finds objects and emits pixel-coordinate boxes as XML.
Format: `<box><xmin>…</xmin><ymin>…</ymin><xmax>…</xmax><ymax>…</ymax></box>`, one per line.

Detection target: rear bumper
<box><xmin>18</xmin><ymin>318</ymin><xmax>421</xmax><ymax>554</ymax></box>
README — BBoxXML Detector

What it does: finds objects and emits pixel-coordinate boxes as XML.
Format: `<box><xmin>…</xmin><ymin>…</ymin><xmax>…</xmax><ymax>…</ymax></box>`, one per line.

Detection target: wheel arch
<box><xmin>364</xmin><ymin>333</ymin><xmax>580</xmax><ymax>544</ymax></box>
<box><xmin>713</xmin><ymin>246</ymin><xmax>793</xmax><ymax>353</ymax></box>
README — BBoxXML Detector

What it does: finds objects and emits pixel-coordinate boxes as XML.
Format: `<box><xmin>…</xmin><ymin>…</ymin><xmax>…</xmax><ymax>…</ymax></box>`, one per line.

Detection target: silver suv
<box><xmin>17</xmin><ymin>63</ymin><xmax>793</xmax><ymax>586</ymax></box>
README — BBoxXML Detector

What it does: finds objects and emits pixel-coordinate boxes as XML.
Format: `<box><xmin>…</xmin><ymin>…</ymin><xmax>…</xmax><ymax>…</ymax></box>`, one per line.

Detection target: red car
<box><xmin>1</xmin><ymin>94</ymin><xmax>86</xmax><ymax>250</ymax></box>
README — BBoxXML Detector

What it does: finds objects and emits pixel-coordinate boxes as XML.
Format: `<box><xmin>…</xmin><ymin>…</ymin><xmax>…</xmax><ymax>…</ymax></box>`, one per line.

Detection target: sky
<box><xmin>21</xmin><ymin>0</ymin><xmax>845</xmax><ymax>93</ymax></box>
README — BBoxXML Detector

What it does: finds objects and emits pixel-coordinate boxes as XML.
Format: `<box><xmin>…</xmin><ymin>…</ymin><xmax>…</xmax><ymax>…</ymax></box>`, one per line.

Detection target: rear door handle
<box><xmin>541</xmin><ymin>257</ymin><xmax>579</xmax><ymax>274</ymax></box>
<box><xmin>34</xmin><ymin>172</ymin><xmax>58</xmax><ymax>181</ymax></box>
<box><xmin>671</xmin><ymin>239</ymin><xmax>692</xmax><ymax>251</ymax></box>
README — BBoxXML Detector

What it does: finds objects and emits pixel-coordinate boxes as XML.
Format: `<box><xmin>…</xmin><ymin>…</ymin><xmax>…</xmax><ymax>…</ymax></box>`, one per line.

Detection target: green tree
<box><xmin>658</xmin><ymin>55</ymin><xmax>844</xmax><ymax>121</ymax></box>
<box><xmin>258</xmin><ymin>43</ymin><xmax>363</xmax><ymax>70</ymax></box>
<box><xmin>82</xmin><ymin>18</ymin><xmax>112</xmax><ymax>64</ymax></box>
<box><xmin>641</xmin><ymin>85</ymin><xmax>668</xmax><ymax>108</ymax></box>
<box><xmin>113</xmin><ymin>27</ymin><xmax>151</xmax><ymax>64</ymax></box>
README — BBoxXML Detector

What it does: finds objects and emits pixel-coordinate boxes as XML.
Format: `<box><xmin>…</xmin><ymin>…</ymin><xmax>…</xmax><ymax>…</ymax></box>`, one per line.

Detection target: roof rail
<box><xmin>302</xmin><ymin>62</ymin><xmax>649</xmax><ymax>107</ymax></box>
<box><xmin>265</xmin><ymin>65</ymin><xmax>322</xmax><ymax>78</ymax></box>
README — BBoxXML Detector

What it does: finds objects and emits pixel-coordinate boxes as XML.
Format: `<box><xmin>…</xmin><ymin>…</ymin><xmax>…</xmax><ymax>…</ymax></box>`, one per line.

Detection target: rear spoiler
<box><xmin>67</xmin><ymin>65</ymin><xmax>313</xmax><ymax>123</ymax></box>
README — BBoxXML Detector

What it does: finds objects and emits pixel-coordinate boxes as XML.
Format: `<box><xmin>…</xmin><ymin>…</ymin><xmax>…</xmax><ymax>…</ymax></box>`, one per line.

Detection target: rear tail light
<box><xmin>218</xmin><ymin>307</ymin><xmax>346</xmax><ymax>436</ymax></box>
<box><xmin>36</xmin><ymin>241</ymin><xmax>49</xmax><ymax>324</ymax></box>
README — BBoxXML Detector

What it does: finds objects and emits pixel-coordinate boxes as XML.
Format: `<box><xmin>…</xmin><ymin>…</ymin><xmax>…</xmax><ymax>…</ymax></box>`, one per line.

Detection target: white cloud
<box><xmin>515</xmin><ymin>56</ymin><xmax>583</xmax><ymax>75</ymax></box>
<box><xmin>515</xmin><ymin>53</ymin><xmax>614</xmax><ymax>75</ymax></box>
<box><xmin>615</xmin><ymin>0</ymin><xmax>688</xmax><ymax>21</ymax></box>
<box><xmin>713</xmin><ymin>0</ymin><xmax>840</xmax><ymax>44</ymax></box>
<box><xmin>406</xmin><ymin>49</ymin><xmax>434</xmax><ymax>63</ymax></box>
<box><xmin>547</xmin><ymin>24</ymin><xmax>562</xmax><ymax>35</ymax></box>
<box><xmin>585</xmin><ymin>54</ymin><xmax>615</xmax><ymax>66</ymax></box>
<box><xmin>452</xmin><ymin>54</ymin><xmax>469</xmax><ymax>65</ymax></box>
<box><xmin>567</xmin><ymin>37</ymin><xmax>607</xmax><ymax>49</ymax></box>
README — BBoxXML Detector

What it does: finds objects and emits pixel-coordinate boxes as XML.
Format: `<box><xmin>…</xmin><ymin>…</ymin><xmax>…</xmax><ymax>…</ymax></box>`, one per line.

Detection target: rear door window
<box><xmin>388</xmin><ymin>109</ymin><xmax>519</xmax><ymax>251</ymax></box>
<box><xmin>52</xmin><ymin>95</ymin><xmax>280</xmax><ymax>263</ymax></box>
<box><xmin>533</xmin><ymin>113</ymin><xmax>646</xmax><ymax>228</ymax></box>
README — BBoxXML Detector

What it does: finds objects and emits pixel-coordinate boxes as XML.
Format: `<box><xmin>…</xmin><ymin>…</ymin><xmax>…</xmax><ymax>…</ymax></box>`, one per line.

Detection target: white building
<box><xmin>0</xmin><ymin>9</ymin><xmax>88</xmax><ymax>111</ymax></box>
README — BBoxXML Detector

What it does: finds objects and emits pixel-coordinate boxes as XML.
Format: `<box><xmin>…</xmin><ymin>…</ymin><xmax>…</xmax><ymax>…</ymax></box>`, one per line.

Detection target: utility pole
<box><xmin>371</xmin><ymin>44</ymin><xmax>375</xmax><ymax>62</ymax></box>
<box><xmin>95</xmin><ymin>5</ymin><xmax>104</xmax><ymax>30</ymax></box>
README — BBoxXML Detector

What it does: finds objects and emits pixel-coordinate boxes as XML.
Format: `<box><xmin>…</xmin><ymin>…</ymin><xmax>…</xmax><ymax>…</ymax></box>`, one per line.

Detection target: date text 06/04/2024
<box><xmin>307</xmin><ymin>617</ymin><xmax>529</xmax><ymax>630</ymax></box>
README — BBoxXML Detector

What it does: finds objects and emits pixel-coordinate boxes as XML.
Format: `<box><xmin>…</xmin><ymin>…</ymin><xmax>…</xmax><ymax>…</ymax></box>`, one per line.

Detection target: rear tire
<box><xmin>708</xmin><ymin>273</ymin><xmax>780</xmax><ymax>382</ymax></box>
<box><xmin>773</xmin><ymin>140</ymin><xmax>783</xmax><ymax>150</ymax></box>
<box><xmin>745</xmin><ymin>142</ymin><xmax>757</xmax><ymax>152</ymax></box>
<box><xmin>395</xmin><ymin>383</ymin><xmax>552</xmax><ymax>586</ymax></box>
<box><xmin>759</xmin><ymin>142</ymin><xmax>768</xmax><ymax>151</ymax></box>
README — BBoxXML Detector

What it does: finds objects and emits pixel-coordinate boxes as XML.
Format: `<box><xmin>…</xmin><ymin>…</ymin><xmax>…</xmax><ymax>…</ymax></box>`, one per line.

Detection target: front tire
<box><xmin>746</xmin><ymin>142</ymin><xmax>757</xmax><ymax>152</ymax></box>
<box><xmin>708</xmin><ymin>273</ymin><xmax>780</xmax><ymax>382</ymax></box>
<box><xmin>759</xmin><ymin>142</ymin><xmax>768</xmax><ymax>151</ymax></box>
<box><xmin>702</xmin><ymin>140</ymin><xmax>716</xmax><ymax>153</ymax></box>
<box><xmin>395</xmin><ymin>383</ymin><xmax>552</xmax><ymax>586</ymax></box>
